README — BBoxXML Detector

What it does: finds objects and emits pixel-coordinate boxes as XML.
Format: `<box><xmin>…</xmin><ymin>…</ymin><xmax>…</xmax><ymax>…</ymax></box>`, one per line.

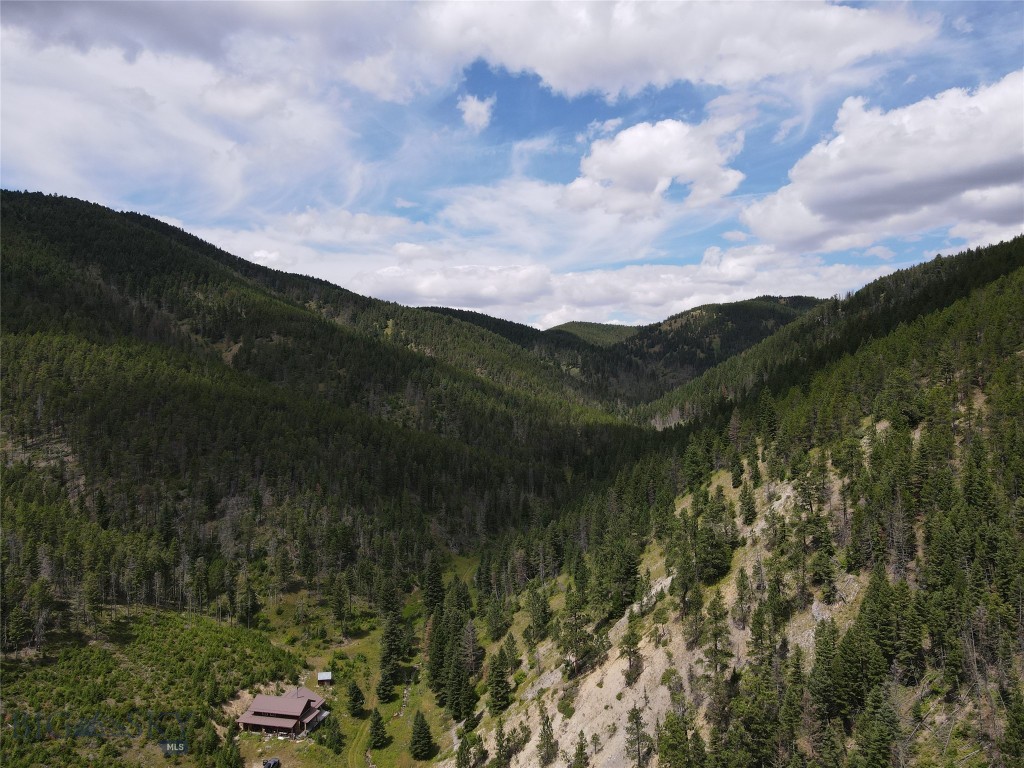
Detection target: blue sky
<box><xmin>2</xmin><ymin>1</ymin><xmax>1022</xmax><ymax>327</ymax></box>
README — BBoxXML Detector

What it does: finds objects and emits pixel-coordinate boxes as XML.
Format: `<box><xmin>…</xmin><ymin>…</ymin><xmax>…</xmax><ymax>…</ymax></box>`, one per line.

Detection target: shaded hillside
<box><xmin>610</xmin><ymin>296</ymin><xmax>822</xmax><ymax>400</ymax></box>
<box><xmin>0</xmin><ymin>191</ymin><xmax>654</xmax><ymax>577</ymax></box>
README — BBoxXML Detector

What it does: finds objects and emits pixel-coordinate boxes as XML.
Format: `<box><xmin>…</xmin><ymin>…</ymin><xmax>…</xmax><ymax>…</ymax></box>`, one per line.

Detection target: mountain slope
<box><xmin>1</xmin><ymin>190</ymin><xmax>1021</xmax><ymax>768</ymax></box>
<box><xmin>646</xmin><ymin>237</ymin><xmax>1024</xmax><ymax>427</ymax></box>
<box><xmin>548</xmin><ymin>320</ymin><xmax>639</xmax><ymax>347</ymax></box>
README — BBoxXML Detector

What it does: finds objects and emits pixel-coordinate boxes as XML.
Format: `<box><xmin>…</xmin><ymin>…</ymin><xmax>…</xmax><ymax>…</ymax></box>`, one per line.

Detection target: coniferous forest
<box><xmin>2</xmin><ymin>190</ymin><xmax>1023</xmax><ymax>768</ymax></box>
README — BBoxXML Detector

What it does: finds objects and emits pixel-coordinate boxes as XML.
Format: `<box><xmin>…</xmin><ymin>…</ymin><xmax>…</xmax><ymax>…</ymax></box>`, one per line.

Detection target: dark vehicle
<box><xmin>263</xmin><ymin>760</ymin><xmax>281</xmax><ymax>768</ymax></box>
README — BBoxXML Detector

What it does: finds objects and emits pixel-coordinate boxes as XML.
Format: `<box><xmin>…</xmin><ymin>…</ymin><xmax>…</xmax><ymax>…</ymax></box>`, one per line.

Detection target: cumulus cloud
<box><xmin>457</xmin><ymin>93</ymin><xmax>496</xmax><ymax>133</ymax></box>
<box><xmin>3</xmin><ymin>1</ymin><xmax>937</xmax><ymax>102</ymax></box>
<box><xmin>422</xmin><ymin>2</ymin><xmax>935</xmax><ymax>100</ymax></box>
<box><xmin>352</xmin><ymin>243</ymin><xmax>897</xmax><ymax>327</ymax></box>
<box><xmin>0</xmin><ymin>26</ymin><xmax>356</xmax><ymax>216</ymax></box>
<box><xmin>567</xmin><ymin>116</ymin><xmax>746</xmax><ymax>216</ymax></box>
<box><xmin>742</xmin><ymin>70</ymin><xmax>1024</xmax><ymax>252</ymax></box>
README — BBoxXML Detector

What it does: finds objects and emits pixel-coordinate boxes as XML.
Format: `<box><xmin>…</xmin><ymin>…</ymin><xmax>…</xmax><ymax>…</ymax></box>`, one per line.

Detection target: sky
<box><xmin>2</xmin><ymin>1</ymin><xmax>1022</xmax><ymax>328</ymax></box>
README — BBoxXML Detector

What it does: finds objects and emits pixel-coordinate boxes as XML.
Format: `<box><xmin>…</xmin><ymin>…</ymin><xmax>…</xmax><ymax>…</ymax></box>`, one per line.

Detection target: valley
<box><xmin>1</xmin><ymin>191</ymin><xmax>1022</xmax><ymax>768</ymax></box>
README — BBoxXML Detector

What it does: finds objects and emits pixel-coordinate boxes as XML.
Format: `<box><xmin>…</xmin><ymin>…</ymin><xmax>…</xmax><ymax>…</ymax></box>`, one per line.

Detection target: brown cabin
<box><xmin>237</xmin><ymin>687</ymin><xmax>328</xmax><ymax>736</ymax></box>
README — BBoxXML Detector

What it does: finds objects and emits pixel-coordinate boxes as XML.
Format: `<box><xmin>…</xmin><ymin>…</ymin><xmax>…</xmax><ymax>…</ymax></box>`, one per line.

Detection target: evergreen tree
<box><xmin>1001</xmin><ymin>686</ymin><xmax>1024</xmax><ymax>766</ymax></box>
<box><xmin>331</xmin><ymin>573</ymin><xmax>350</xmax><ymax>631</ymax></box>
<box><xmin>892</xmin><ymin>578</ymin><xmax>923</xmax><ymax>683</ymax></box>
<box><xmin>850</xmin><ymin>685</ymin><xmax>900</xmax><ymax>768</ymax></box>
<box><xmin>368</xmin><ymin>709</ymin><xmax>388</xmax><ymax>749</ymax></box>
<box><xmin>377</xmin><ymin>611</ymin><xmax>403</xmax><ymax>702</ymax></box>
<box><xmin>526</xmin><ymin>582</ymin><xmax>551</xmax><ymax>642</ymax></box>
<box><xmin>658</xmin><ymin>710</ymin><xmax>700</xmax><ymax>768</ymax></box>
<box><xmin>314</xmin><ymin>711</ymin><xmax>345</xmax><ymax>754</ymax></box>
<box><xmin>571</xmin><ymin>730</ymin><xmax>590</xmax><ymax>768</ymax></box>
<box><xmin>423</xmin><ymin>557</ymin><xmax>445</xmax><ymax>616</ymax></box>
<box><xmin>809</xmin><ymin>618</ymin><xmax>839</xmax><ymax>723</ymax></box>
<box><xmin>538</xmin><ymin>707</ymin><xmax>558</xmax><ymax>766</ymax></box>
<box><xmin>620</xmin><ymin>609</ymin><xmax>642</xmax><ymax>684</ymax></box>
<box><xmin>502</xmin><ymin>631</ymin><xmax>520</xmax><ymax>671</ymax></box>
<box><xmin>625</xmin><ymin>705</ymin><xmax>653</xmax><ymax>768</ymax></box>
<box><xmin>409</xmin><ymin>710</ymin><xmax>435</xmax><ymax>760</ymax></box>
<box><xmin>487</xmin><ymin>647</ymin><xmax>511</xmax><ymax>714</ymax></box>
<box><xmin>740</xmin><ymin>481</ymin><xmax>757</xmax><ymax>525</ymax></box>
<box><xmin>778</xmin><ymin>647</ymin><xmax>806</xmax><ymax>759</ymax></box>
<box><xmin>346</xmin><ymin>678</ymin><xmax>365</xmax><ymax>717</ymax></box>
<box><xmin>493</xmin><ymin>717</ymin><xmax>510</xmax><ymax>768</ymax></box>
<box><xmin>456</xmin><ymin>735</ymin><xmax>472</xmax><ymax>768</ymax></box>
<box><xmin>559</xmin><ymin>582</ymin><xmax>592</xmax><ymax>677</ymax></box>
<box><xmin>702</xmin><ymin>589</ymin><xmax>732</xmax><ymax>681</ymax></box>
<box><xmin>731</xmin><ymin>567</ymin><xmax>754</xmax><ymax>629</ymax></box>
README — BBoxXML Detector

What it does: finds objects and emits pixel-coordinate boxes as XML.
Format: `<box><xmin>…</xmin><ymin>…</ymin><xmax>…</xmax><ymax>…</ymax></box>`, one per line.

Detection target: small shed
<box><xmin>317</xmin><ymin>671</ymin><xmax>333</xmax><ymax>686</ymax></box>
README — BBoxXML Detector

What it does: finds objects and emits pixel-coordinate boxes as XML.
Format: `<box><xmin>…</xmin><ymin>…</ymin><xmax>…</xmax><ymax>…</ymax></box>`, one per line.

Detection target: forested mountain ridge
<box><xmin>1</xmin><ymin>190</ymin><xmax>1022</xmax><ymax>768</ymax></box>
<box><xmin>425</xmin><ymin>298</ymin><xmax>824</xmax><ymax>404</ymax></box>
<box><xmin>646</xmin><ymin>236</ymin><xmax>1024</xmax><ymax>428</ymax></box>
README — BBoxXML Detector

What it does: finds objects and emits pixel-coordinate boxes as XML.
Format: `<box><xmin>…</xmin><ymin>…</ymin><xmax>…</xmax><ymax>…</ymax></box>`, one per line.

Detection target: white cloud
<box><xmin>742</xmin><ymin>70</ymin><xmax>1024</xmax><ymax>253</ymax></box>
<box><xmin>421</xmin><ymin>2</ymin><xmax>936</xmax><ymax>101</ymax></box>
<box><xmin>4</xmin><ymin>2</ymin><xmax>936</xmax><ymax>104</ymax></box>
<box><xmin>0</xmin><ymin>26</ymin><xmax>356</xmax><ymax>216</ymax></box>
<box><xmin>352</xmin><ymin>243</ymin><xmax>897</xmax><ymax>327</ymax></box>
<box><xmin>565</xmin><ymin>116</ymin><xmax>746</xmax><ymax>218</ymax></box>
<box><xmin>457</xmin><ymin>93</ymin><xmax>496</xmax><ymax>133</ymax></box>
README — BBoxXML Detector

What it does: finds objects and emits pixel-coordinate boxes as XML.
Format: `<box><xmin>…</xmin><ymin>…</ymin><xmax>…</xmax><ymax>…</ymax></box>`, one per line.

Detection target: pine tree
<box><xmin>860</xmin><ymin>564</ymin><xmax>897</xmax><ymax>663</ymax></box>
<box><xmin>423</xmin><ymin>557</ymin><xmax>445</xmax><ymax>616</ymax></box>
<box><xmin>731</xmin><ymin>567</ymin><xmax>754</xmax><ymax>629</ymax></box>
<box><xmin>332</xmin><ymin>573</ymin><xmax>350</xmax><ymax>630</ymax></box>
<box><xmin>487</xmin><ymin>647</ymin><xmax>511</xmax><ymax>714</ymax></box>
<box><xmin>314</xmin><ymin>712</ymin><xmax>345</xmax><ymax>754</ymax></box>
<box><xmin>493</xmin><ymin>718</ymin><xmax>510</xmax><ymax>768</ymax></box>
<box><xmin>850</xmin><ymin>685</ymin><xmax>900</xmax><ymax>768</ymax></box>
<box><xmin>809</xmin><ymin>618</ymin><xmax>839</xmax><ymax>723</ymax></box>
<box><xmin>409</xmin><ymin>710</ymin><xmax>435</xmax><ymax>760</ymax></box>
<box><xmin>346</xmin><ymin>678</ymin><xmax>365</xmax><ymax>717</ymax></box>
<box><xmin>377</xmin><ymin>611</ymin><xmax>403</xmax><ymax>702</ymax></box>
<box><xmin>456</xmin><ymin>734</ymin><xmax>472</xmax><ymax>768</ymax></box>
<box><xmin>658</xmin><ymin>710</ymin><xmax>693</xmax><ymax>768</ymax></box>
<box><xmin>368</xmin><ymin>709</ymin><xmax>388</xmax><ymax>749</ymax></box>
<box><xmin>620</xmin><ymin>609</ymin><xmax>642</xmax><ymax>684</ymax></box>
<box><xmin>702</xmin><ymin>589</ymin><xmax>732</xmax><ymax>681</ymax></box>
<box><xmin>892</xmin><ymin>578</ymin><xmax>923</xmax><ymax>683</ymax></box>
<box><xmin>502</xmin><ymin>631</ymin><xmax>520</xmax><ymax>671</ymax></box>
<box><xmin>559</xmin><ymin>582</ymin><xmax>592</xmax><ymax>677</ymax></box>
<box><xmin>571</xmin><ymin>730</ymin><xmax>590</xmax><ymax>768</ymax></box>
<box><xmin>740</xmin><ymin>481</ymin><xmax>757</xmax><ymax>525</ymax></box>
<box><xmin>1001</xmin><ymin>686</ymin><xmax>1024</xmax><ymax>766</ymax></box>
<box><xmin>777</xmin><ymin>646</ymin><xmax>805</xmax><ymax>759</ymax></box>
<box><xmin>625</xmin><ymin>705</ymin><xmax>653</xmax><ymax>767</ymax></box>
<box><xmin>526</xmin><ymin>582</ymin><xmax>551</xmax><ymax>642</ymax></box>
<box><xmin>538</xmin><ymin>707</ymin><xmax>558</xmax><ymax>766</ymax></box>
